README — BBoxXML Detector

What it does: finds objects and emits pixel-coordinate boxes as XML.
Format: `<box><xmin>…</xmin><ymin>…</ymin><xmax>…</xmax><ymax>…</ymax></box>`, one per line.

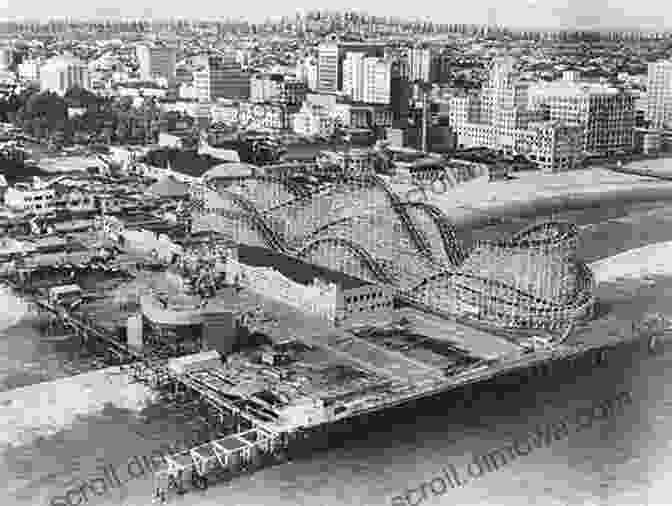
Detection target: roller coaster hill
<box><xmin>187</xmin><ymin>168</ymin><xmax>596</xmax><ymax>335</ymax></box>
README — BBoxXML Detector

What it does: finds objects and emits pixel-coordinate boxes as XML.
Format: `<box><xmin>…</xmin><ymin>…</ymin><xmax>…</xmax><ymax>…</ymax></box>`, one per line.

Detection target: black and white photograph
<box><xmin>0</xmin><ymin>3</ymin><xmax>670</xmax><ymax>506</ymax></box>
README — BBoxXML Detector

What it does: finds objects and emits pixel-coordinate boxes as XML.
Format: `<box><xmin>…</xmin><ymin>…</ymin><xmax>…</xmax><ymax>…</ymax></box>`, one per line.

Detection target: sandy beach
<box><xmin>391</xmin><ymin>165</ymin><xmax>672</xmax><ymax>229</ymax></box>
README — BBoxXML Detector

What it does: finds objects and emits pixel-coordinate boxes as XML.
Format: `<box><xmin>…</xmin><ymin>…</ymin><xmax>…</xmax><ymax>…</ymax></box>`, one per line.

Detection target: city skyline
<box><xmin>0</xmin><ymin>1</ymin><xmax>668</xmax><ymax>30</ymax></box>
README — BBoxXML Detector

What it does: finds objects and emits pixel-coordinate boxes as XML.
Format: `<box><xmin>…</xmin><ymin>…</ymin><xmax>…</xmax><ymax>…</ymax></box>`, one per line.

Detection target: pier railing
<box><xmin>152</xmin><ymin>426</ymin><xmax>284</xmax><ymax>500</ymax></box>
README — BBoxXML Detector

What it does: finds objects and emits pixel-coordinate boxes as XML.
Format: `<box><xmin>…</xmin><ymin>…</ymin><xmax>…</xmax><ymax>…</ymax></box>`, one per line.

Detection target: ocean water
<box><xmin>4</xmin><ymin>200</ymin><xmax>672</xmax><ymax>506</ymax></box>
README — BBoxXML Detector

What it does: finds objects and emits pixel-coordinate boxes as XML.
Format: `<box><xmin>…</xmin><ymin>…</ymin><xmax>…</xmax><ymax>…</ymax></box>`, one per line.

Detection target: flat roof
<box><xmin>237</xmin><ymin>244</ymin><xmax>371</xmax><ymax>290</ymax></box>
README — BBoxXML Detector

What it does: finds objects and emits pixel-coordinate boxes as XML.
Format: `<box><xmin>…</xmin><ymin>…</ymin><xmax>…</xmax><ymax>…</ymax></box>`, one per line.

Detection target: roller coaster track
<box><xmin>303</xmin><ymin>216</ymin><xmax>357</xmax><ymax>242</ymax></box>
<box><xmin>211</xmin><ymin>175</ymin><xmax>442</xmax><ymax>265</ymax></box>
<box><xmin>214</xmin><ymin>187</ymin><xmax>290</xmax><ymax>254</ymax></box>
<box><xmin>505</xmin><ymin>220</ymin><xmax>579</xmax><ymax>248</ymax></box>
<box><xmin>233</xmin><ymin>174</ymin><xmax>313</xmax><ymax>199</ymax></box>
<box><xmin>363</xmin><ymin>174</ymin><xmax>435</xmax><ymax>262</ymax></box>
<box><xmin>400</xmin><ymin>202</ymin><xmax>466</xmax><ymax>267</ymax></box>
<box><xmin>201</xmin><ymin>183</ymin><xmax>394</xmax><ymax>284</ymax></box>
<box><xmin>297</xmin><ymin>236</ymin><xmax>394</xmax><ymax>285</ymax></box>
<box><xmin>409</xmin><ymin>269</ymin><xmax>567</xmax><ymax>310</ymax></box>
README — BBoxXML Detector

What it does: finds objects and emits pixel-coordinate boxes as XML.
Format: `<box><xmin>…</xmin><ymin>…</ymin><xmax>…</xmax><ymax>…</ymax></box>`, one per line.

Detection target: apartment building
<box><xmin>342</xmin><ymin>53</ymin><xmax>393</xmax><ymax>105</ymax></box>
<box><xmin>646</xmin><ymin>59</ymin><xmax>672</xmax><ymax>130</ymax></box>
<box><xmin>193</xmin><ymin>55</ymin><xmax>250</xmax><ymax>102</ymax></box>
<box><xmin>292</xmin><ymin>102</ymin><xmax>335</xmax><ymax>137</ymax></box>
<box><xmin>136</xmin><ymin>44</ymin><xmax>177</xmax><ymax>83</ymax></box>
<box><xmin>317</xmin><ymin>43</ymin><xmax>339</xmax><ymax>93</ymax></box>
<box><xmin>40</xmin><ymin>54</ymin><xmax>91</xmax><ymax>95</ymax></box>
<box><xmin>17</xmin><ymin>58</ymin><xmax>42</xmax><ymax>83</ymax></box>
<box><xmin>516</xmin><ymin>121</ymin><xmax>583</xmax><ymax>173</ymax></box>
<box><xmin>250</xmin><ymin>73</ymin><xmax>307</xmax><ymax>106</ymax></box>
<box><xmin>406</xmin><ymin>46</ymin><xmax>433</xmax><ymax>82</ymax></box>
<box><xmin>528</xmin><ymin>75</ymin><xmax>635</xmax><ymax>156</ymax></box>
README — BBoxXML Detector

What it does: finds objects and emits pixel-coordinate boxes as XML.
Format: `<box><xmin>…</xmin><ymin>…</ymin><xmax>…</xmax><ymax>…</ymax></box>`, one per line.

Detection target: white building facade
<box><xmin>646</xmin><ymin>59</ymin><xmax>672</xmax><ymax>130</ymax></box>
<box><xmin>40</xmin><ymin>55</ymin><xmax>91</xmax><ymax>95</ymax></box>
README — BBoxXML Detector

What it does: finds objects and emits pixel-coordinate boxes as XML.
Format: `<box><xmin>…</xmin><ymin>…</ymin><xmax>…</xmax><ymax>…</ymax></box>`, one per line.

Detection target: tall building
<box><xmin>17</xmin><ymin>58</ymin><xmax>41</xmax><ymax>82</ymax></box>
<box><xmin>40</xmin><ymin>54</ymin><xmax>90</xmax><ymax>95</ymax></box>
<box><xmin>297</xmin><ymin>56</ymin><xmax>318</xmax><ymax>91</ymax></box>
<box><xmin>342</xmin><ymin>52</ymin><xmax>366</xmax><ymax>101</ymax></box>
<box><xmin>136</xmin><ymin>44</ymin><xmax>177</xmax><ymax>83</ymax></box>
<box><xmin>250</xmin><ymin>73</ymin><xmax>307</xmax><ymax>106</ymax></box>
<box><xmin>646</xmin><ymin>59</ymin><xmax>672</xmax><ymax>130</ymax></box>
<box><xmin>317</xmin><ymin>41</ymin><xmax>386</xmax><ymax>94</ymax></box>
<box><xmin>448</xmin><ymin>57</ymin><xmax>585</xmax><ymax>171</ymax></box>
<box><xmin>342</xmin><ymin>53</ymin><xmax>392</xmax><ymax>105</ymax></box>
<box><xmin>193</xmin><ymin>55</ymin><xmax>250</xmax><ymax>102</ymax></box>
<box><xmin>317</xmin><ymin>43</ymin><xmax>339</xmax><ymax>93</ymax></box>
<box><xmin>529</xmin><ymin>80</ymin><xmax>635</xmax><ymax>156</ymax></box>
<box><xmin>363</xmin><ymin>57</ymin><xmax>392</xmax><ymax>104</ymax></box>
<box><xmin>407</xmin><ymin>46</ymin><xmax>432</xmax><ymax>82</ymax></box>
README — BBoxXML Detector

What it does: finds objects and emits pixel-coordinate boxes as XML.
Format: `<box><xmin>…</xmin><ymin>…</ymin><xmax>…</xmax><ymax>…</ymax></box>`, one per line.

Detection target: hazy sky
<box><xmin>0</xmin><ymin>0</ymin><xmax>669</xmax><ymax>29</ymax></box>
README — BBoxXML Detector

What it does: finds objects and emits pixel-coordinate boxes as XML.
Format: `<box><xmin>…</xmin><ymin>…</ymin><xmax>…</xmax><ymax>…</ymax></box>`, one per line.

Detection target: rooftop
<box><xmin>530</xmin><ymin>80</ymin><xmax>626</xmax><ymax>97</ymax></box>
<box><xmin>202</xmin><ymin>162</ymin><xmax>261</xmax><ymax>181</ymax></box>
<box><xmin>237</xmin><ymin>244</ymin><xmax>371</xmax><ymax>291</ymax></box>
<box><xmin>42</xmin><ymin>53</ymin><xmax>85</xmax><ymax>68</ymax></box>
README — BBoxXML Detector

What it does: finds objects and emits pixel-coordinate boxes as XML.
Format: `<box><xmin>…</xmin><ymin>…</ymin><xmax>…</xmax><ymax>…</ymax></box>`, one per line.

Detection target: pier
<box><xmin>146</xmin><ymin>317</ymin><xmax>649</xmax><ymax>503</ymax></box>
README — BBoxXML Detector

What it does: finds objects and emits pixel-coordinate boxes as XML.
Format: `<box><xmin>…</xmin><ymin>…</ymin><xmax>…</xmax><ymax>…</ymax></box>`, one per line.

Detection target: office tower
<box><xmin>407</xmin><ymin>46</ymin><xmax>432</xmax><ymax>82</ymax></box>
<box><xmin>342</xmin><ymin>53</ymin><xmax>392</xmax><ymax>105</ymax></box>
<box><xmin>646</xmin><ymin>59</ymin><xmax>672</xmax><ymax>130</ymax></box>
<box><xmin>363</xmin><ymin>57</ymin><xmax>392</xmax><ymax>104</ymax></box>
<box><xmin>193</xmin><ymin>55</ymin><xmax>250</xmax><ymax>102</ymax></box>
<box><xmin>136</xmin><ymin>43</ymin><xmax>177</xmax><ymax>82</ymax></box>
<box><xmin>297</xmin><ymin>56</ymin><xmax>318</xmax><ymax>91</ymax></box>
<box><xmin>343</xmin><ymin>52</ymin><xmax>366</xmax><ymax>101</ymax></box>
<box><xmin>250</xmin><ymin>73</ymin><xmax>307</xmax><ymax>105</ymax></box>
<box><xmin>40</xmin><ymin>54</ymin><xmax>90</xmax><ymax>95</ymax></box>
<box><xmin>318</xmin><ymin>41</ymin><xmax>386</xmax><ymax>93</ymax></box>
<box><xmin>317</xmin><ymin>43</ymin><xmax>339</xmax><ymax>93</ymax></box>
<box><xmin>18</xmin><ymin>58</ymin><xmax>41</xmax><ymax>82</ymax></box>
<box><xmin>529</xmin><ymin>78</ymin><xmax>635</xmax><ymax>156</ymax></box>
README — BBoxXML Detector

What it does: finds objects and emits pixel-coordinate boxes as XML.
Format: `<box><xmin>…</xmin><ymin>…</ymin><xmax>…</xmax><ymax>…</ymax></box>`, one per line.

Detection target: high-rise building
<box><xmin>447</xmin><ymin>57</ymin><xmax>586</xmax><ymax>171</ymax></box>
<box><xmin>40</xmin><ymin>54</ymin><xmax>90</xmax><ymax>95</ymax></box>
<box><xmin>317</xmin><ymin>41</ymin><xmax>386</xmax><ymax>93</ymax></box>
<box><xmin>250</xmin><ymin>73</ymin><xmax>307</xmax><ymax>106</ymax></box>
<box><xmin>136</xmin><ymin>44</ymin><xmax>177</xmax><ymax>83</ymax></box>
<box><xmin>343</xmin><ymin>52</ymin><xmax>366</xmax><ymax>101</ymax></box>
<box><xmin>407</xmin><ymin>46</ymin><xmax>432</xmax><ymax>82</ymax></box>
<box><xmin>342</xmin><ymin>53</ymin><xmax>392</xmax><ymax>105</ymax></box>
<box><xmin>297</xmin><ymin>56</ymin><xmax>318</xmax><ymax>91</ymax></box>
<box><xmin>363</xmin><ymin>57</ymin><xmax>392</xmax><ymax>104</ymax></box>
<box><xmin>529</xmin><ymin>79</ymin><xmax>635</xmax><ymax>156</ymax></box>
<box><xmin>317</xmin><ymin>43</ymin><xmax>339</xmax><ymax>93</ymax></box>
<box><xmin>17</xmin><ymin>58</ymin><xmax>41</xmax><ymax>82</ymax></box>
<box><xmin>646</xmin><ymin>60</ymin><xmax>672</xmax><ymax>130</ymax></box>
<box><xmin>193</xmin><ymin>55</ymin><xmax>250</xmax><ymax>102</ymax></box>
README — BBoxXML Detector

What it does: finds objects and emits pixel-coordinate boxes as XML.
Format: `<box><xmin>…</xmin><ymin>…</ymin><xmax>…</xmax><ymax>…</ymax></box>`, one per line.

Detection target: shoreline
<box><xmin>392</xmin><ymin>166</ymin><xmax>672</xmax><ymax>229</ymax></box>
